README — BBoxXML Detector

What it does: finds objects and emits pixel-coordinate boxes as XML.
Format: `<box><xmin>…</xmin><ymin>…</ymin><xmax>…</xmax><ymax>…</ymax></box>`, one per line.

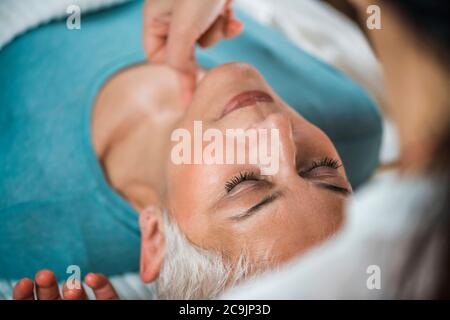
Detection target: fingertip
<box><xmin>35</xmin><ymin>269</ymin><xmax>56</xmax><ymax>287</ymax></box>
<box><xmin>84</xmin><ymin>272</ymin><xmax>96</xmax><ymax>288</ymax></box>
<box><xmin>179</xmin><ymin>73</ymin><xmax>196</xmax><ymax>107</ymax></box>
<box><xmin>63</xmin><ymin>284</ymin><xmax>85</xmax><ymax>300</ymax></box>
<box><xmin>84</xmin><ymin>272</ymin><xmax>104</xmax><ymax>289</ymax></box>
<box><xmin>143</xmin><ymin>35</ymin><xmax>166</xmax><ymax>64</ymax></box>
<box><xmin>84</xmin><ymin>273</ymin><xmax>119</xmax><ymax>300</ymax></box>
<box><xmin>19</xmin><ymin>277</ymin><xmax>34</xmax><ymax>288</ymax></box>
<box><xmin>166</xmin><ymin>38</ymin><xmax>197</xmax><ymax>75</ymax></box>
<box><xmin>63</xmin><ymin>290</ymin><xmax>81</xmax><ymax>300</ymax></box>
<box><xmin>13</xmin><ymin>278</ymin><xmax>34</xmax><ymax>300</ymax></box>
<box><xmin>226</xmin><ymin>20</ymin><xmax>244</xmax><ymax>38</ymax></box>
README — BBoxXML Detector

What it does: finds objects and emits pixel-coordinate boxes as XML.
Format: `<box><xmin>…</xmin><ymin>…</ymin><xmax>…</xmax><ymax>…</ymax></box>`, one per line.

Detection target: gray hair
<box><xmin>153</xmin><ymin>213</ymin><xmax>251</xmax><ymax>300</ymax></box>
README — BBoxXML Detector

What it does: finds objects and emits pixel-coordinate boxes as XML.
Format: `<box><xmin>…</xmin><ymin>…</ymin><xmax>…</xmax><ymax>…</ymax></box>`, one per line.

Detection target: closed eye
<box><xmin>298</xmin><ymin>157</ymin><xmax>342</xmax><ymax>177</ymax></box>
<box><xmin>230</xmin><ymin>190</ymin><xmax>283</xmax><ymax>221</ymax></box>
<box><xmin>225</xmin><ymin>171</ymin><xmax>259</xmax><ymax>193</ymax></box>
<box><xmin>316</xmin><ymin>183</ymin><xmax>351</xmax><ymax>196</ymax></box>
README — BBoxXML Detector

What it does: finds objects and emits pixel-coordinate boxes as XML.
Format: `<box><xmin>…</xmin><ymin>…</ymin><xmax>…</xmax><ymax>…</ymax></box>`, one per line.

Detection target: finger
<box><xmin>143</xmin><ymin>15</ymin><xmax>169</xmax><ymax>62</ymax></box>
<box><xmin>167</xmin><ymin>0</ymin><xmax>226</xmax><ymax>73</ymax></box>
<box><xmin>13</xmin><ymin>278</ymin><xmax>35</xmax><ymax>300</ymax></box>
<box><xmin>144</xmin><ymin>35</ymin><xmax>167</xmax><ymax>63</ymax></box>
<box><xmin>197</xmin><ymin>15</ymin><xmax>228</xmax><ymax>48</ymax></box>
<box><xmin>63</xmin><ymin>280</ymin><xmax>87</xmax><ymax>300</ymax></box>
<box><xmin>224</xmin><ymin>0</ymin><xmax>234</xmax><ymax>12</ymax></box>
<box><xmin>198</xmin><ymin>10</ymin><xmax>242</xmax><ymax>48</ymax></box>
<box><xmin>222</xmin><ymin>2</ymin><xmax>243</xmax><ymax>38</ymax></box>
<box><xmin>84</xmin><ymin>273</ymin><xmax>119</xmax><ymax>300</ymax></box>
<box><xmin>35</xmin><ymin>270</ymin><xmax>61</xmax><ymax>300</ymax></box>
<box><xmin>142</xmin><ymin>0</ymin><xmax>173</xmax><ymax>61</ymax></box>
<box><xmin>225</xmin><ymin>19</ymin><xmax>244</xmax><ymax>38</ymax></box>
<box><xmin>178</xmin><ymin>71</ymin><xmax>197</xmax><ymax>107</ymax></box>
<box><xmin>167</xmin><ymin>35</ymin><xmax>197</xmax><ymax>75</ymax></box>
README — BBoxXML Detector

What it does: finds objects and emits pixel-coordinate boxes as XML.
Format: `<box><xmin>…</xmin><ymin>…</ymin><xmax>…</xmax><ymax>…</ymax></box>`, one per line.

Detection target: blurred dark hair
<box><xmin>381</xmin><ymin>0</ymin><xmax>450</xmax><ymax>298</ymax></box>
<box><xmin>385</xmin><ymin>1</ymin><xmax>450</xmax><ymax>64</ymax></box>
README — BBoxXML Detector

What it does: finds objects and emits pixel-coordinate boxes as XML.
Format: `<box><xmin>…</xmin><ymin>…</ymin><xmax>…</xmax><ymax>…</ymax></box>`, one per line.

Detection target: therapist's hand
<box><xmin>13</xmin><ymin>269</ymin><xmax>119</xmax><ymax>300</ymax></box>
<box><xmin>143</xmin><ymin>0</ymin><xmax>243</xmax><ymax>105</ymax></box>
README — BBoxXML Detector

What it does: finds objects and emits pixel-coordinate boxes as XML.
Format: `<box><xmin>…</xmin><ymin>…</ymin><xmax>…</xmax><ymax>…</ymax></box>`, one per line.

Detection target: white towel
<box><xmin>0</xmin><ymin>0</ymin><xmax>132</xmax><ymax>50</ymax></box>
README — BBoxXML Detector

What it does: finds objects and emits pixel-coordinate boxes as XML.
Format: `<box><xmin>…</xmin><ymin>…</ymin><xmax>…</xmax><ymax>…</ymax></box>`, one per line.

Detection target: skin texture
<box><xmin>92</xmin><ymin>60</ymin><xmax>352</xmax><ymax>275</ymax></box>
<box><xmin>12</xmin><ymin>270</ymin><xmax>119</xmax><ymax>300</ymax></box>
<box><xmin>165</xmin><ymin>63</ymin><xmax>351</xmax><ymax>265</ymax></box>
<box><xmin>14</xmin><ymin>0</ymin><xmax>450</xmax><ymax>301</ymax></box>
<box><xmin>143</xmin><ymin>0</ymin><xmax>243</xmax><ymax>104</ymax></box>
<box><xmin>13</xmin><ymin>62</ymin><xmax>351</xmax><ymax>299</ymax></box>
<box><xmin>101</xmin><ymin>61</ymin><xmax>352</xmax><ymax>268</ymax></box>
<box><xmin>13</xmin><ymin>2</ymin><xmax>355</xmax><ymax>300</ymax></box>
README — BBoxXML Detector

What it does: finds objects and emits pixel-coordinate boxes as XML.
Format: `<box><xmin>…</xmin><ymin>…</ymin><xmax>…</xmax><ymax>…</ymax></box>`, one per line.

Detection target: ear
<box><xmin>139</xmin><ymin>206</ymin><xmax>165</xmax><ymax>283</ymax></box>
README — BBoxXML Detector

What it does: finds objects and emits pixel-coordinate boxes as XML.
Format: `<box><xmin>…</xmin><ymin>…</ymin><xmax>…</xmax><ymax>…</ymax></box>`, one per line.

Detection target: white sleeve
<box><xmin>222</xmin><ymin>218</ymin><xmax>392</xmax><ymax>299</ymax></box>
<box><xmin>222</xmin><ymin>173</ymin><xmax>438</xmax><ymax>299</ymax></box>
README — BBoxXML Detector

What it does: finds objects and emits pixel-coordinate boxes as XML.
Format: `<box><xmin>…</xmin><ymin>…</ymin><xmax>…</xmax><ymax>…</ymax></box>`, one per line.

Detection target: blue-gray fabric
<box><xmin>0</xmin><ymin>0</ymin><xmax>382</xmax><ymax>279</ymax></box>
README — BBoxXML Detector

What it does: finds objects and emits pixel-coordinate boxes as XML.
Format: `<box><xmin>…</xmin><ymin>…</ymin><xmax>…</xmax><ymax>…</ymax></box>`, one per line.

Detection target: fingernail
<box><xmin>229</xmin><ymin>20</ymin><xmax>243</xmax><ymax>31</ymax></box>
<box><xmin>229</xmin><ymin>20</ymin><xmax>240</xmax><ymax>28</ymax></box>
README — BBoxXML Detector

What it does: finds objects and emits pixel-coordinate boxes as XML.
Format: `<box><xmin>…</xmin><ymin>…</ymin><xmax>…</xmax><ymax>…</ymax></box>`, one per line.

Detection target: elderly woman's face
<box><xmin>166</xmin><ymin>63</ymin><xmax>351</xmax><ymax>267</ymax></box>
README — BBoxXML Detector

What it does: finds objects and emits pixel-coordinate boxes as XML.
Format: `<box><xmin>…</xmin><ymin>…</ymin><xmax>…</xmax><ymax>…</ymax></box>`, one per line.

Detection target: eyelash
<box><xmin>225</xmin><ymin>171</ymin><xmax>258</xmax><ymax>193</ymax></box>
<box><xmin>300</xmin><ymin>157</ymin><xmax>342</xmax><ymax>175</ymax></box>
<box><xmin>224</xmin><ymin>157</ymin><xmax>342</xmax><ymax>192</ymax></box>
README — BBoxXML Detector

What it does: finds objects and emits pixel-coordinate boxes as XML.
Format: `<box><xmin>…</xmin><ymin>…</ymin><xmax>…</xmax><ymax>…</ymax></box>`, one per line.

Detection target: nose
<box><xmin>250</xmin><ymin>113</ymin><xmax>297</xmax><ymax>177</ymax></box>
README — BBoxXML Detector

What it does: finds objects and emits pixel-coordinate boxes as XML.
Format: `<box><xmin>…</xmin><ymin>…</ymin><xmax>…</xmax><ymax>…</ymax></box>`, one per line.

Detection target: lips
<box><xmin>221</xmin><ymin>90</ymin><xmax>274</xmax><ymax>118</ymax></box>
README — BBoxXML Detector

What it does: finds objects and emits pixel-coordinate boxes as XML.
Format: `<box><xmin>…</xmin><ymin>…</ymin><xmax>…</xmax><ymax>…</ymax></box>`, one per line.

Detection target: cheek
<box><xmin>168</xmin><ymin>166</ymin><xmax>205</xmax><ymax>236</ymax></box>
<box><xmin>168</xmin><ymin>165</ymin><xmax>236</xmax><ymax>250</ymax></box>
<box><xmin>236</xmin><ymin>195</ymin><xmax>345</xmax><ymax>267</ymax></box>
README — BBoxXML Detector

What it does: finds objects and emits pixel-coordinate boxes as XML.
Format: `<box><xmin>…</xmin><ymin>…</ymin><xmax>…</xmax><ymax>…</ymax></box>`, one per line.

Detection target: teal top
<box><xmin>0</xmin><ymin>0</ymin><xmax>382</xmax><ymax>280</ymax></box>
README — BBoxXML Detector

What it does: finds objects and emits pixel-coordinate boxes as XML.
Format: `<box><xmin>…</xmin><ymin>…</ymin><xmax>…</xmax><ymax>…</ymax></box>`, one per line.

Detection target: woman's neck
<box><xmin>92</xmin><ymin>63</ymin><xmax>186</xmax><ymax>211</ymax></box>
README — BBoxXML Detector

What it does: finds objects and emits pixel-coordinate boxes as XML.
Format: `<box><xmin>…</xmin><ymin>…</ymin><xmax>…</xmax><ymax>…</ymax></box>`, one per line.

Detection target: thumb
<box><xmin>166</xmin><ymin>0</ymin><xmax>226</xmax><ymax>73</ymax></box>
<box><xmin>178</xmin><ymin>71</ymin><xmax>196</xmax><ymax>107</ymax></box>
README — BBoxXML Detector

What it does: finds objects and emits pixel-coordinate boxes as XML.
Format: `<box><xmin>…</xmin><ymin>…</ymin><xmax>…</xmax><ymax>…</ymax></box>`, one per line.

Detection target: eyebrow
<box><xmin>231</xmin><ymin>190</ymin><xmax>284</xmax><ymax>221</ymax></box>
<box><xmin>316</xmin><ymin>183</ymin><xmax>352</xmax><ymax>196</ymax></box>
